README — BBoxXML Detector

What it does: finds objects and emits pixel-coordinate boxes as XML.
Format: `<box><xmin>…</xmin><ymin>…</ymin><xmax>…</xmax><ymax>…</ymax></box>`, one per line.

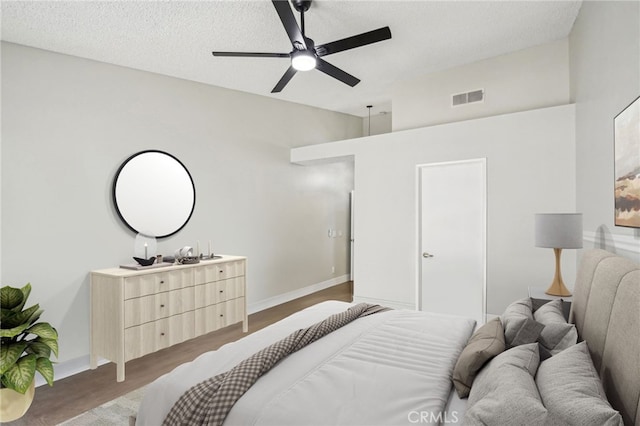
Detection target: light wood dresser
<box><xmin>90</xmin><ymin>255</ymin><xmax>247</xmax><ymax>381</ymax></box>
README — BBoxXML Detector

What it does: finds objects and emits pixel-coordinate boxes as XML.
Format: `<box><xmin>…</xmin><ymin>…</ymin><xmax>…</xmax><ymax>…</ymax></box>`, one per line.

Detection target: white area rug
<box><xmin>58</xmin><ymin>387</ymin><xmax>144</xmax><ymax>426</ymax></box>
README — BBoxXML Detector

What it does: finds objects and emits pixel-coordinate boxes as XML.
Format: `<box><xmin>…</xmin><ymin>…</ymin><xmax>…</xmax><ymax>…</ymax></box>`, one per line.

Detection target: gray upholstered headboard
<box><xmin>569</xmin><ymin>249</ymin><xmax>640</xmax><ymax>425</ymax></box>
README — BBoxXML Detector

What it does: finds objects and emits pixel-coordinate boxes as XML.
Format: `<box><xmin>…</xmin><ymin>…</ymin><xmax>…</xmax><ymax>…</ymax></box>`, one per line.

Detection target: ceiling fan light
<box><xmin>291</xmin><ymin>50</ymin><xmax>316</xmax><ymax>71</ymax></box>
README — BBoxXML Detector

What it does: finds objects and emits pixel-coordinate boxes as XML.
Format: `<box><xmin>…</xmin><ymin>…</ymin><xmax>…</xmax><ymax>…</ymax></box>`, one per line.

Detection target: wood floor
<box><xmin>8</xmin><ymin>282</ymin><xmax>353</xmax><ymax>426</ymax></box>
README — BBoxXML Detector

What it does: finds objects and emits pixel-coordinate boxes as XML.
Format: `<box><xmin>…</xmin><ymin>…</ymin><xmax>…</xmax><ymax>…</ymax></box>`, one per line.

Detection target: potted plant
<box><xmin>0</xmin><ymin>283</ymin><xmax>58</xmax><ymax>422</ymax></box>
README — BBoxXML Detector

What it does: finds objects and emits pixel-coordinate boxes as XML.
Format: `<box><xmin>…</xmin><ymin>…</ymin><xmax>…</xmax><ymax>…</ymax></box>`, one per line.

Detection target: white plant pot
<box><xmin>0</xmin><ymin>380</ymin><xmax>35</xmax><ymax>422</ymax></box>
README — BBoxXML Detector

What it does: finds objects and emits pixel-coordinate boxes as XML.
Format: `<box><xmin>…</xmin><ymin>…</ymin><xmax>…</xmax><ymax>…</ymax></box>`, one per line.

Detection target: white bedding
<box><xmin>137</xmin><ymin>301</ymin><xmax>474</xmax><ymax>426</ymax></box>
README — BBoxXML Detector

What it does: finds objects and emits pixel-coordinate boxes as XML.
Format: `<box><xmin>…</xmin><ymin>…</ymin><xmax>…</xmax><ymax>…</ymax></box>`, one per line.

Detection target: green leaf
<box><xmin>26</xmin><ymin>323</ymin><xmax>58</xmax><ymax>341</ymax></box>
<box><xmin>35</xmin><ymin>357</ymin><xmax>54</xmax><ymax>387</ymax></box>
<box><xmin>1</xmin><ymin>354</ymin><xmax>36</xmax><ymax>394</ymax></box>
<box><xmin>24</xmin><ymin>307</ymin><xmax>43</xmax><ymax>326</ymax></box>
<box><xmin>0</xmin><ymin>342</ymin><xmax>27</xmax><ymax>375</ymax></box>
<box><xmin>1</xmin><ymin>308</ymin><xmax>17</xmax><ymax>325</ymax></box>
<box><xmin>0</xmin><ymin>286</ymin><xmax>24</xmax><ymax>310</ymax></box>
<box><xmin>25</xmin><ymin>340</ymin><xmax>52</xmax><ymax>359</ymax></box>
<box><xmin>0</xmin><ymin>321</ymin><xmax>30</xmax><ymax>338</ymax></box>
<box><xmin>15</xmin><ymin>283</ymin><xmax>32</xmax><ymax>313</ymax></box>
<box><xmin>0</xmin><ymin>304</ymin><xmax>40</xmax><ymax>329</ymax></box>
<box><xmin>30</xmin><ymin>337</ymin><xmax>58</xmax><ymax>358</ymax></box>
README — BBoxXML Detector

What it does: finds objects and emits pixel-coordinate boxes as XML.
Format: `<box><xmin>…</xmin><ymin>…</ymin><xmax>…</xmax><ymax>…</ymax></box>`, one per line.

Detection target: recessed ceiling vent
<box><xmin>452</xmin><ymin>89</ymin><xmax>484</xmax><ymax>107</ymax></box>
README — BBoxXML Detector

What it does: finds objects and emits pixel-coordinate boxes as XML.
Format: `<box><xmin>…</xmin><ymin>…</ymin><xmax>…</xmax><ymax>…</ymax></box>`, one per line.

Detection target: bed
<box><xmin>136</xmin><ymin>249</ymin><xmax>639</xmax><ymax>425</ymax></box>
<box><xmin>568</xmin><ymin>249</ymin><xmax>639</xmax><ymax>425</ymax></box>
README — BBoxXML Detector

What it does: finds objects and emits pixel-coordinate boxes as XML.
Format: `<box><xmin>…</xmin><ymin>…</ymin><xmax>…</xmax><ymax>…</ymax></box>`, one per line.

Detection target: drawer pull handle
<box><xmin>160</xmin><ymin>304</ymin><xmax>165</xmax><ymax>308</ymax></box>
<box><xmin>160</xmin><ymin>280</ymin><xmax>165</xmax><ymax>284</ymax></box>
<box><xmin>219</xmin><ymin>290</ymin><xmax>224</xmax><ymax>293</ymax></box>
<box><xmin>160</xmin><ymin>332</ymin><xmax>165</xmax><ymax>336</ymax></box>
<box><xmin>219</xmin><ymin>314</ymin><xmax>224</xmax><ymax>317</ymax></box>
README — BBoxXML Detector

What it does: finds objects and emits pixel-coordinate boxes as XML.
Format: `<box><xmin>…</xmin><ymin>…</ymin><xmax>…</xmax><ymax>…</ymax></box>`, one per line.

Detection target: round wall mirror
<box><xmin>113</xmin><ymin>150</ymin><xmax>196</xmax><ymax>238</ymax></box>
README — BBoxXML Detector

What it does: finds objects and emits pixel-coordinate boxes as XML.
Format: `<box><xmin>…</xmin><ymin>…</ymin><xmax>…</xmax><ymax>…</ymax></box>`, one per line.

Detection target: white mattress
<box><xmin>137</xmin><ymin>301</ymin><xmax>474</xmax><ymax>426</ymax></box>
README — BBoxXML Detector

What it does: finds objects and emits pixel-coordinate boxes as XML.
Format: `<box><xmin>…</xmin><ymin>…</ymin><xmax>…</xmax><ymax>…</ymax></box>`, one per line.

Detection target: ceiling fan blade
<box><xmin>315</xmin><ymin>27</ymin><xmax>391</xmax><ymax>57</ymax></box>
<box><xmin>272</xmin><ymin>0</ymin><xmax>307</xmax><ymax>50</ymax></box>
<box><xmin>212</xmin><ymin>51</ymin><xmax>290</xmax><ymax>58</ymax></box>
<box><xmin>271</xmin><ymin>66</ymin><xmax>298</xmax><ymax>93</ymax></box>
<box><xmin>316</xmin><ymin>59</ymin><xmax>360</xmax><ymax>87</ymax></box>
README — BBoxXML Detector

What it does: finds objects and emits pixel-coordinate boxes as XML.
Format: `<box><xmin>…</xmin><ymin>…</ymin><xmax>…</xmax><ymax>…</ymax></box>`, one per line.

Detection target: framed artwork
<box><xmin>614</xmin><ymin>95</ymin><xmax>640</xmax><ymax>228</ymax></box>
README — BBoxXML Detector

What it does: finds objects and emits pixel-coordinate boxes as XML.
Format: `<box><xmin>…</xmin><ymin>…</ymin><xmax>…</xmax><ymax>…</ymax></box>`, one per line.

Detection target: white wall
<box><xmin>1</xmin><ymin>42</ymin><xmax>360</xmax><ymax>367</ymax></box>
<box><xmin>293</xmin><ymin>105</ymin><xmax>576</xmax><ymax>315</ymax></box>
<box><xmin>362</xmin><ymin>111</ymin><xmax>392</xmax><ymax>136</ymax></box>
<box><xmin>570</xmin><ymin>1</ymin><xmax>640</xmax><ymax>257</ymax></box>
<box><xmin>392</xmin><ymin>39</ymin><xmax>570</xmax><ymax>132</ymax></box>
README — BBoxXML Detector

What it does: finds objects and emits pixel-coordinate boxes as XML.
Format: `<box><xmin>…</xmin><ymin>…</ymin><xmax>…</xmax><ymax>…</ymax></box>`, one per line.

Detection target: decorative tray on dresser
<box><xmin>90</xmin><ymin>255</ymin><xmax>247</xmax><ymax>381</ymax></box>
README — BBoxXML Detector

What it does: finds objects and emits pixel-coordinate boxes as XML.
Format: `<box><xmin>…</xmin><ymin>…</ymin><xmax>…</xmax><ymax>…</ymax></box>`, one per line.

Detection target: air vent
<box><xmin>452</xmin><ymin>93</ymin><xmax>467</xmax><ymax>106</ymax></box>
<box><xmin>452</xmin><ymin>89</ymin><xmax>484</xmax><ymax>107</ymax></box>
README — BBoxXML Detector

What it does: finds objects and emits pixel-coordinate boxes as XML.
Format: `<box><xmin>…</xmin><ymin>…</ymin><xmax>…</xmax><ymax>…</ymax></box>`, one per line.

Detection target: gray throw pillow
<box><xmin>536</xmin><ymin>341</ymin><xmax>624</xmax><ymax>426</ymax></box>
<box><xmin>501</xmin><ymin>298</ymin><xmax>544</xmax><ymax>348</ymax></box>
<box><xmin>452</xmin><ymin>317</ymin><xmax>506</xmax><ymax>398</ymax></box>
<box><xmin>464</xmin><ymin>343</ymin><xmax>551</xmax><ymax>425</ymax></box>
<box><xmin>534</xmin><ymin>299</ymin><xmax>577</xmax><ymax>356</ymax></box>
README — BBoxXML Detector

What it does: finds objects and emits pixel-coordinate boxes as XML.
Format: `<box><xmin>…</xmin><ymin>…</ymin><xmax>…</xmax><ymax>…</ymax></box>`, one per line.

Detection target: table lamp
<box><xmin>534</xmin><ymin>213</ymin><xmax>583</xmax><ymax>296</ymax></box>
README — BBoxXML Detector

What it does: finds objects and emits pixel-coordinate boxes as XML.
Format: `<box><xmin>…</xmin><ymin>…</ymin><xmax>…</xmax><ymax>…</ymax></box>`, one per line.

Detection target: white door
<box><xmin>418</xmin><ymin>159</ymin><xmax>486</xmax><ymax>325</ymax></box>
<box><xmin>349</xmin><ymin>191</ymin><xmax>355</xmax><ymax>281</ymax></box>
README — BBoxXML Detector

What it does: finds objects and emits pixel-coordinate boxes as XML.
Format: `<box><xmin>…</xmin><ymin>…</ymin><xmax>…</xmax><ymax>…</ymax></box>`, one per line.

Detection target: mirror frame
<box><xmin>112</xmin><ymin>150</ymin><xmax>196</xmax><ymax>238</ymax></box>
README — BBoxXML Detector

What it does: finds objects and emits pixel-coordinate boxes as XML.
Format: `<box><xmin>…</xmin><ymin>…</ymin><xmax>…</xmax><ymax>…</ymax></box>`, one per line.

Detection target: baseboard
<box><xmin>247</xmin><ymin>274</ymin><xmax>350</xmax><ymax>314</ymax></box>
<box><xmin>49</xmin><ymin>276</ymin><xmax>350</xmax><ymax>386</ymax></box>
<box><xmin>352</xmin><ymin>295</ymin><xmax>415</xmax><ymax>311</ymax></box>
<box><xmin>41</xmin><ymin>356</ymin><xmax>109</xmax><ymax>388</ymax></box>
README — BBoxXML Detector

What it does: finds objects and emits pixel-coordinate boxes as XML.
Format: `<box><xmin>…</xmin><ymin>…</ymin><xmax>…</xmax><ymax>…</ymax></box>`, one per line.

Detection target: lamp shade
<box><xmin>535</xmin><ymin>213</ymin><xmax>583</xmax><ymax>249</ymax></box>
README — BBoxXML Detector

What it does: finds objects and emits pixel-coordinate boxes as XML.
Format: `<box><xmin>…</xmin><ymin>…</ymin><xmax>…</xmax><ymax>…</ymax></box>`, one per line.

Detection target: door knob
<box><xmin>422</xmin><ymin>252</ymin><xmax>434</xmax><ymax>258</ymax></box>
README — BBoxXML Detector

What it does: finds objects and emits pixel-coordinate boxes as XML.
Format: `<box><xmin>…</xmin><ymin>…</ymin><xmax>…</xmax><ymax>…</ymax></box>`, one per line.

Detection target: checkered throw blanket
<box><xmin>163</xmin><ymin>303</ymin><xmax>390</xmax><ymax>426</ymax></box>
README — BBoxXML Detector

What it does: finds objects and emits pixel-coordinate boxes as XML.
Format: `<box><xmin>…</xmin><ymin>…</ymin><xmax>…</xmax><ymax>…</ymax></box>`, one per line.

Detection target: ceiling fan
<box><xmin>212</xmin><ymin>0</ymin><xmax>392</xmax><ymax>93</ymax></box>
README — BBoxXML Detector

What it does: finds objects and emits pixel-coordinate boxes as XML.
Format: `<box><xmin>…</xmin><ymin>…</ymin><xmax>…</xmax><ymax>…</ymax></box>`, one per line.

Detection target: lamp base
<box><xmin>545</xmin><ymin>248</ymin><xmax>572</xmax><ymax>297</ymax></box>
<box><xmin>545</xmin><ymin>280</ymin><xmax>572</xmax><ymax>297</ymax></box>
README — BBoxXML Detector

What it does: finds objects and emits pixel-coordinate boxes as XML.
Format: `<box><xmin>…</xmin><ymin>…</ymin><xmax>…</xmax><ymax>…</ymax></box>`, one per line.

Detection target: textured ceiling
<box><xmin>1</xmin><ymin>0</ymin><xmax>582</xmax><ymax>117</ymax></box>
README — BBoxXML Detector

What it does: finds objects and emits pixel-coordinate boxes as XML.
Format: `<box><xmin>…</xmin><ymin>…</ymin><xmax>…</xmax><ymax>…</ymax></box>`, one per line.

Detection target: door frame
<box><xmin>414</xmin><ymin>158</ymin><xmax>487</xmax><ymax>323</ymax></box>
<box><xmin>349</xmin><ymin>190</ymin><xmax>355</xmax><ymax>282</ymax></box>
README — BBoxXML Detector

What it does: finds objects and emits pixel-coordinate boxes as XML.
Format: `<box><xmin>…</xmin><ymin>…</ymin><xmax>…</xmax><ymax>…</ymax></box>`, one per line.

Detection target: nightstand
<box><xmin>528</xmin><ymin>287</ymin><xmax>572</xmax><ymax>321</ymax></box>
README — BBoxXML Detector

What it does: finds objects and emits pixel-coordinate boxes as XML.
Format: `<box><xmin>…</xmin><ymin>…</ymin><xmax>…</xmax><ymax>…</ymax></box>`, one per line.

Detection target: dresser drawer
<box><xmin>124</xmin><ymin>269</ymin><xmax>194</xmax><ymax>299</ymax></box>
<box><xmin>194</xmin><ymin>277</ymin><xmax>245</xmax><ymax>309</ymax></box>
<box><xmin>194</xmin><ymin>260</ymin><xmax>245</xmax><ymax>285</ymax></box>
<box><xmin>194</xmin><ymin>264</ymin><xmax>222</xmax><ymax>285</ymax></box>
<box><xmin>219</xmin><ymin>260</ymin><xmax>245</xmax><ymax>280</ymax></box>
<box><xmin>124</xmin><ymin>287</ymin><xmax>195</xmax><ymax>328</ymax></box>
<box><xmin>218</xmin><ymin>297</ymin><xmax>245</xmax><ymax>327</ymax></box>
<box><xmin>217</xmin><ymin>277</ymin><xmax>245</xmax><ymax>302</ymax></box>
<box><xmin>124</xmin><ymin>311</ymin><xmax>195</xmax><ymax>361</ymax></box>
<box><xmin>194</xmin><ymin>297</ymin><xmax>245</xmax><ymax>335</ymax></box>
